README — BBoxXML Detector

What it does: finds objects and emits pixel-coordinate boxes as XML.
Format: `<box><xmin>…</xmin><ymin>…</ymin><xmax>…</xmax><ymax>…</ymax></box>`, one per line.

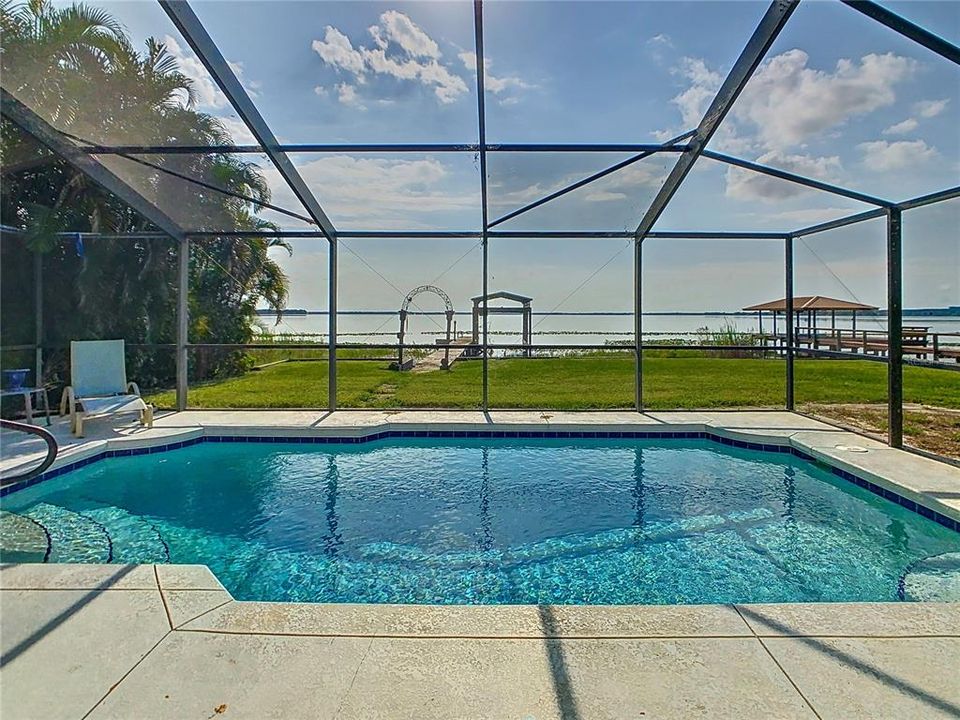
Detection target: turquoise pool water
<box><xmin>2</xmin><ymin>438</ymin><xmax>958</xmax><ymax>604</ymax></box>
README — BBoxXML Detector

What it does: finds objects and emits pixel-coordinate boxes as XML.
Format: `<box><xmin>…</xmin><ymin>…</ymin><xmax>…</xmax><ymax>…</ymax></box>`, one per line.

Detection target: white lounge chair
<box><xmin>60</xmin><ymin>340</ymin><xmax>154</xmax><ymax>437</ymax></box>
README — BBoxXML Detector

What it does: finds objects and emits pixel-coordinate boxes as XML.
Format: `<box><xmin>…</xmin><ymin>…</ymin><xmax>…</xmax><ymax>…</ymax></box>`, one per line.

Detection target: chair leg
<box><xmin>74</xmin><ymin>413</ymin><xmax>84</xmax><ymax>438</ymax></box>
<box><xmin>141</xmin><ymin>405</ymin><xmax>155</xmax><ymax>429</ymax></box>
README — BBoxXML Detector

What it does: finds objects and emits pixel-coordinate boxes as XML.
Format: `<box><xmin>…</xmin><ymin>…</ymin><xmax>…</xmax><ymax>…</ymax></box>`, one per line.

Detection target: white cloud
<box><xmin>312</xmin><ymin>27</ymin><xmax>366</xmax><ymax>76</ymax></box>
<box><xmin>661</xmin><ymin>56</ymin><xmax>754</xmax><ymax>151</ymax></box>
<box><xmin>163</xmin><ymin>35</ymin><xmax>261</xmax><ymax>111</ymax></box>
<box><xmin>661</xmin><ymin>50</ymin><xmax>919</xmax><ymax>152</ymax></box>
<box><xmin>413</xmin><ymin>59</ymin><xmax>468</xmax><ymax>104</ymax></box>
<box><xmin>761</xmin><ymin>207</ymin><xmax>865</xmax><ymax>225</ymax></box>
<box><xmin>492</xmin><ymin>158</ymin><xmax>663</xmax><ymax>210</ymax></box>
<box><xmin>914</xmin><ymin>98</ymin><xmax>949</xmax><ymax>118</ymax></box>
<box><xmin>858</xmin><ymin>139</ymin><xmax>938</xmax><ymax>172</ymax></box>
<box><xmin>216</xmin><ymin>116</ymin><xmax>257</xmax><ymax>145</ymax></box>
<box><xmin>376</xmin><ymin>10</ymin><xmax>439</xmax><ymax>59</ymax></box>
<box><xmin>313</xmin><ymin>85</ymin><xmax>328</xmax><ymax>97</ymax></box>
<box><xmin>311</xmin><ymin>11</ymin><xmax>469</xmax><ymax>105</ymax></box>
<box><xmin>732</xmin><ymin>50</ymin><xmax>918</xmax><ymax>150</ymax></box>
<box><xmin>228</xmin><ymin>60</ymin><xmax>260</xmax><ymax>97</ymax></box>
<box><xmin>584</xmin><ymin>191</ymin><xmax>628</xmax><ymax>202</ymax></box>
<box><xmin>263</xmin><ymin>155</ymin><xmax>475</xmax><ymax>230</ymax></box>
<box><xmin>725</xmin><ymin>151</ymin><xmax>843</xmax><ymax>202</ymax></box>
<box><xmin>646</xmin><ymin>33</ymin><xmax>674</xmax><ymax>64</ymax></box>
<box><xmin>459</xmin><ymin>51</ymin><xmax>534</xmax><ymax>97</ymax></box>
<box><xmin>163</xmin><ymin>35</ymin><xmax>228</xmax><ymax>109</ymax></box>
<box><xmin>670</xmin><ymin>57</ymin><xmax>722</xmax><ymax>128</ymax></box>
<box><xmin>335</xmin><ymin>82</ymin><xmax>365</xmax><ymax>109</ymax></box>
<box><xmin>882</xmin><ymin>118</ymin><xmax>918</xmax><ymax>135</ymax></box>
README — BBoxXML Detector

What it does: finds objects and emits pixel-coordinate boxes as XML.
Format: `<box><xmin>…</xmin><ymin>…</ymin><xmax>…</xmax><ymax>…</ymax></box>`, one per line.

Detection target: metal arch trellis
<box><xmin>397</xmin><ymin>285</ymin><xmax>456</xmax><ymax>371</ymax></box>
<box><xmin>400</xmin><ymin>285</ymin><xmax>454</xmax><ymax>316</ymax></box>
<box><xmin>1</xmin><ymin>0</ymin><xmax>958</xmax><ymax>453</ymax></box>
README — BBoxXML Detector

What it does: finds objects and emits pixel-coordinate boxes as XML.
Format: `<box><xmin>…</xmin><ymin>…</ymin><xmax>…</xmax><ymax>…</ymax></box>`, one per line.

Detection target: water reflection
<box><xmin>322</xmin><ymin>454</ymin><xmax>343</xmax><ymax>557</ymax></box>
<box><xmin>631</xmin><ymin>447</ymin><xmax>646</xmax><ymax>528</ymax></box>
<box><xmin>782</xmin><ymin>465</ymin><xmax>796</xmax><ymax>521</ymax></box>
<box><xmin>478</xmin><ymin>447</ymin><xmax>494</xmax><ymax>552</ymax></box>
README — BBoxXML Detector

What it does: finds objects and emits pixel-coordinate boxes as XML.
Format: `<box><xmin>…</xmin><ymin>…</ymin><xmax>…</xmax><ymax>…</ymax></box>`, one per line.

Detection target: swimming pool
<box><xmin>2</xmin><ymin>436</ymin><xmax>958</xmax><ymax>604</ymax></box>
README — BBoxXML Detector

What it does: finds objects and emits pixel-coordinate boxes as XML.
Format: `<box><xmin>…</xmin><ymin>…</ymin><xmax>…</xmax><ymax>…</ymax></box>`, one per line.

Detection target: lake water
<box><xmin>258</xmin><ymin>312</ymin><xmax>960</xmax><ymax>347</ymax></box>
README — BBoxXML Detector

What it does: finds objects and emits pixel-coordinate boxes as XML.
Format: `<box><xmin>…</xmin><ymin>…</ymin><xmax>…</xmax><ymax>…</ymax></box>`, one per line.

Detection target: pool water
<box><xmin>2</xmin><ymin>438</ymin><xmax>958</xmax><ymax>604</ymax></box>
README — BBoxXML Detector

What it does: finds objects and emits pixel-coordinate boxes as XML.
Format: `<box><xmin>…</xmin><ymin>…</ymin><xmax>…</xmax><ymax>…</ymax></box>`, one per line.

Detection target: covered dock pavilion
<box><xmin>744</xmin><ymin>295</ymin><xmax>879</xmax><ymax>340</ymax></box>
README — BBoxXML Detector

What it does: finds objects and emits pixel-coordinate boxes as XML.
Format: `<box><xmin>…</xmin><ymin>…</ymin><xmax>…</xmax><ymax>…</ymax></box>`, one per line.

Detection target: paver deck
<box><xmin>1</xmin><ymin>564</ymin><xmax>958</xmax><ymax>719</ymax></box>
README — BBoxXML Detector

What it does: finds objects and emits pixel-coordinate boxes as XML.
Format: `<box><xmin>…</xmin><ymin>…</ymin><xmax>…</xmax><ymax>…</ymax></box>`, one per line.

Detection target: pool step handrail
<box><xmin>0</xmin><ymin>418</ymin><xmax>58</xmax><ymax>486</ymax></box>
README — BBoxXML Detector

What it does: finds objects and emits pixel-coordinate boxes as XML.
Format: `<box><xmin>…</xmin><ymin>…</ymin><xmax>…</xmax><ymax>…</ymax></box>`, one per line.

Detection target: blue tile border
<box><xmin>2</xmin><ymin>429</ymin><xmax>957</xmax><ymax>533</ymax></box>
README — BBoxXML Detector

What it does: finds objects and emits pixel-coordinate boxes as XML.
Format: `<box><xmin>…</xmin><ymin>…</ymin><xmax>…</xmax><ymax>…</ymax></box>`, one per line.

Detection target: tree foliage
<box><xmin>0</xmin><ymin>0</ymin><xmax>292</xmax><ymax>389</ymax></box>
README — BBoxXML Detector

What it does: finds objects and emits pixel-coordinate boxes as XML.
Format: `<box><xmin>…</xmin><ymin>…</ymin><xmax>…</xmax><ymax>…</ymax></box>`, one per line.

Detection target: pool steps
<box><xmin>30</xmin><ymin>503</ymin><xmax>113</xmax><ymax>563</ymax></box>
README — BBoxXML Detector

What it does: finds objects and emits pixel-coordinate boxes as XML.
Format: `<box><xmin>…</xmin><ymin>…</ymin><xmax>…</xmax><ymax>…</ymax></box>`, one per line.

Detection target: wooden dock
<box><xmin>761</xmin><ymin>327</ymin><xmax>960</xmax><ymax>363</ymax></box>
<box><xmin>411</xmin><ymin>337</ymin><xmax>475</xmax><ymax>373</ymax></box>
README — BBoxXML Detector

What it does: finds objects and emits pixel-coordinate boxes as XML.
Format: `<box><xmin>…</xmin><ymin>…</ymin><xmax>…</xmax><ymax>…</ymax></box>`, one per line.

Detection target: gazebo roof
<box><xmin>743</xmin><ymin>296</ymin><xmax>878</xmax><ymax>312</ymax></box>
<box><xmin>471</xmin><ymin>291</ymin><xmax>533</xmax><ymax>304</ymax></box>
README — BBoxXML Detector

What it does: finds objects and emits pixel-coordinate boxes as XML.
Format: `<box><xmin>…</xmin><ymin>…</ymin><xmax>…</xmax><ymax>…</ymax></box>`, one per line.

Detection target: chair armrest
<box><xmin>60</xmin><ymin>386</ymin><xmax>75</xmax><ymax>416</ymax></box>
<box><xmin>127</xmin><ymin>382</ymin><xmax>142</xmax><ymax>397</ymax></box>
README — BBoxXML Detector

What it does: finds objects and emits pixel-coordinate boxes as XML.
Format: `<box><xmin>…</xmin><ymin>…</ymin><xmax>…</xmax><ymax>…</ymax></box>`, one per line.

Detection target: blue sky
<box><xmin>94</xmin><ymin>1</ymin><xmax>958</xmax><ymax>312</ymax></box>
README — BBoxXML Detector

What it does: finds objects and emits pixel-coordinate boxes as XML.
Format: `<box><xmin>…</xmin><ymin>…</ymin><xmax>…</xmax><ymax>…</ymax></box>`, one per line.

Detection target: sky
<box><xmin>84</xmin><ymin>1</ymin><xmax>960</xmax><ymax>312</ymax></box>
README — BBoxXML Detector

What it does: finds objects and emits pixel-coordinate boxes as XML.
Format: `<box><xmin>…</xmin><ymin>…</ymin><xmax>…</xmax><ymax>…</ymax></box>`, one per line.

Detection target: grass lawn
<box><xmin>146</xmin><ymin>355</ymin><xmax>960</xmax><ymax>410</ymax></box>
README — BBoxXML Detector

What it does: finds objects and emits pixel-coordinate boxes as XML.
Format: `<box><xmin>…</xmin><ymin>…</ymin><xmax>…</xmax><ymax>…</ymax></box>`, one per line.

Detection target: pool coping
<box><xmin>3</xmin><ymin>419</ymin><xmax>959</xmax><ymax>533</ymax></box>
<box><xmin>2</xmin><ymin>563</ymin><xmax>959</xmax><ymax>638</ymax></box>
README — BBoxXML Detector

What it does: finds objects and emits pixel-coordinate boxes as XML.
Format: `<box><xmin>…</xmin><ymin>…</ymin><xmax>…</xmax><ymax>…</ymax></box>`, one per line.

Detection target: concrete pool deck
<box><xmin>1</xmin><ymin>563</ymin><xmax>959</xmax><ymax>719</ymax></box>
<box><xmin>2</xmin><ymin>411</ymin><xmax>959</xmax><ymax>718</ymax></box>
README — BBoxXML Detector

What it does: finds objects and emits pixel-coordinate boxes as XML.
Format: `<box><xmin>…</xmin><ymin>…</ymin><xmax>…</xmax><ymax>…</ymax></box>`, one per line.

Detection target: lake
<box><xmin>257</xmin><ymin>312</ymin><xmax>960</xmax><ymax>347</ymax></box>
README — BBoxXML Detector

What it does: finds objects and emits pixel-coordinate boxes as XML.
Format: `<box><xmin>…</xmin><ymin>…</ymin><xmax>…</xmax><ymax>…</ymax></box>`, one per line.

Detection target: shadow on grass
<box><xmin>538</xmin><ymin>605</ymin><xmax>581</xmax><ymax>720</ymax></box>
<box><xmin>0</xmin><ymin>564</ymin><xmax>138</xmax><ymax>668</ymax></box>
<box><xmin>738</xmin><ymin>605</ymin><xmax>960</xmax><ymax>717</ymax></box>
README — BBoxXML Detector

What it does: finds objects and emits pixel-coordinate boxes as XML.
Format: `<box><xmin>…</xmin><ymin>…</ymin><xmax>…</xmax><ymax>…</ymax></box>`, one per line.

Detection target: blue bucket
<box><xmin>3</xmin><ymin>369</ymin><xmax>30</xmax><ymax>391</ymax></box>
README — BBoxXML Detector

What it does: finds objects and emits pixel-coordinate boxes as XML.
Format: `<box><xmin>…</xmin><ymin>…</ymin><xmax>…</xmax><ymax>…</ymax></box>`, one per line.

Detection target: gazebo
<box><xmin>744</xmin><ymin>296</ymin><xmax>879</xmax><ymax>340</ymax></box>
<box><xmin>471</xmin><ymin>291</ymin><xmax>533</xmax><ymax>354</ymax></box>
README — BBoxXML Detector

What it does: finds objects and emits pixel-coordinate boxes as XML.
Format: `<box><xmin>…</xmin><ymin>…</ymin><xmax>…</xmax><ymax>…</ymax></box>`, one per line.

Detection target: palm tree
<box><xmin>1</xmin><ymin>0</ymin><xmax>291</xmax><ymax>388</ymax></box>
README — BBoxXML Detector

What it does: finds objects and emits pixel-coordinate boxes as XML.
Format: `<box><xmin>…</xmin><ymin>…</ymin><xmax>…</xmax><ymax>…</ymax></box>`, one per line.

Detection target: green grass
<box><xmin>145</xmin><ymin>355</ymin><xmax>960</xmax><ymax>410</ymax></box>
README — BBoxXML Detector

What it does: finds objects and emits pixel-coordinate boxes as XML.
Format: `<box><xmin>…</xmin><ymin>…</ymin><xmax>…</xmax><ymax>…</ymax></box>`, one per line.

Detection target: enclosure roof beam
<box><xmin>701</xmin><ymin>149</ymin><xmax>895</xmax><ymax>207</ymax></box>
<box><xmin>114</xmin><ymin>152</ymin><xmax>316</xmax><ymax>224</ymax></box>
<box><xmin>633</xmin><ymin>0</ymin><xmax>800</xmax><ymax>241</ymax></box>
<box><xmin>896</xmin><ymin>185</ymin><xmax>960</xmax><ymax>211</ymax></box>
<box><xmin>841</xmin><ymin>0</ymin><xmax>960</xmax><ymax>65</ymax></box>
<box><xmin>160</xmin><ymin>0</ymin><xmax>336</xmax><ymax>242</ymax></box>
<box><xmin>487</xmin><ymin>129</ymin><xmax>696</xmax><ymax>230</ymax></box>
<box><xmin>472</xmin><ymin>1</ymin><xmax>490</xmax><ymax>234</ymax></box>
<box><xmin>792</xmin><ymin>208</ymin><xmax>887</xmax><ymax>237</ymax></box>
<box><xmin>81</xmin><ymin>143</ymin><xmax>691</xmax><ymax>155</ymax></box>
<box><xmin>791</xmin><ymin>184</ymin><xmax>960</xmax><ymax>237</ymax></box>
<box><xmin>183</xmin><ymin>230</ymin><xmax>790</xmax><ymax>240</ymax></box>
<box><xmin>0</xmin><ymin>90</ymin><xmax>187</xmax><ymax>241</ymax></box>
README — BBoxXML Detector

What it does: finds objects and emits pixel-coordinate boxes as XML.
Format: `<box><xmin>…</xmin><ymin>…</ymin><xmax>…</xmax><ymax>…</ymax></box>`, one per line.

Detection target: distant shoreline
<box><xmin>257</xmin><ymin>308</ymin><xmax>960</xmax><ymax>318</ymax></box>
